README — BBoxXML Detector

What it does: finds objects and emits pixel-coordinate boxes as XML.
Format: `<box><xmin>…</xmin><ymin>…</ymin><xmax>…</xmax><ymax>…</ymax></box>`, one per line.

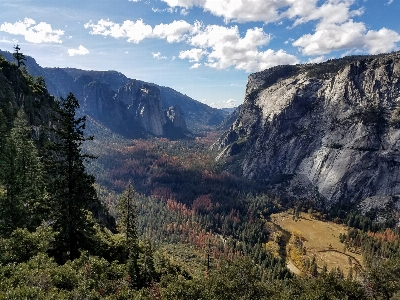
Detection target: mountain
<box><xmin>214</xmin><ymin>52</ymin><xmax>400</xmax><ymax>209</ymax></box>
<box><xmin>0</xmin><ymin>50</ymin><xmax>226</xmax><ymax>137</ymax></box>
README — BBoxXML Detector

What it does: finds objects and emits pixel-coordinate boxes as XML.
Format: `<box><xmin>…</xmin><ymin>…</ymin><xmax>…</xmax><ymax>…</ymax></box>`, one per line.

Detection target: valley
<box><xmin>1</xmin><ymin>48</ymin><xmax>400</xmax><ymax>298</ymax></box>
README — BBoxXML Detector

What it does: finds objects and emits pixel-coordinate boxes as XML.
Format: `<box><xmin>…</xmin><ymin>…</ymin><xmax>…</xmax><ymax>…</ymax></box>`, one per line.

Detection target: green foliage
<box><xmin>44</xmin><ymin>92</ymin><xmax>99</xmax><ymax>262</ymax></box>
<box><xmin>0</xmin><ymin>109</ymin><xmax>46</xmax><ymax>236</ymax></box>
<box><xmin>363</xmin><ymin>257</ymin><xmax>400</xmax><ymax>299</ymax></box>
<box><xmin>0</xmin><ymin>224</ymin><xmax>56</xmax><ymax>264</ymax></box>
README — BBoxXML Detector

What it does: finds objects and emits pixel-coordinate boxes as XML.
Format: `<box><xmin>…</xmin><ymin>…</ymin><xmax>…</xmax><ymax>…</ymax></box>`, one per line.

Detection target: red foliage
<box><xmin>166</xmin><ymin>198</ymin><xmax>193</xmax><ymax>217</ymax></box>
<box><xmin>192</xmin><ymin>195</ymin><xmax>213</xmax><ymax>212</ymax></box>
<box><xmin>367</xmin><ymin>228</ymin><xmax>399</xmax><ymax>243</ymax></box>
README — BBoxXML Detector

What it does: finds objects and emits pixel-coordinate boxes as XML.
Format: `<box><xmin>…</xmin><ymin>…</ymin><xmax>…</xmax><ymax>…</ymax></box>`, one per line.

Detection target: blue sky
<box><xmin>1</xmin><ymin>0</ymin><xmax>399</xmax><ymax>108</ymax></box>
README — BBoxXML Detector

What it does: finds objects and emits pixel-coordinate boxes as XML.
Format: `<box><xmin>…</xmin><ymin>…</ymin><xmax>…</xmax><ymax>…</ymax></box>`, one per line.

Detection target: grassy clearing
<box><xmin>270</xmin><ymin>211</ymin><xmax>363</xmax><ymax>276</ymax></box>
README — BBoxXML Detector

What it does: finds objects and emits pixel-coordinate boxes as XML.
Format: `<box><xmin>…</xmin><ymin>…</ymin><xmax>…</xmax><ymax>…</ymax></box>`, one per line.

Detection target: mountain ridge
<box><xmin>0</xmin><ymin>50</ymin><xmax>227</xmax><ymax>136</ymax></box>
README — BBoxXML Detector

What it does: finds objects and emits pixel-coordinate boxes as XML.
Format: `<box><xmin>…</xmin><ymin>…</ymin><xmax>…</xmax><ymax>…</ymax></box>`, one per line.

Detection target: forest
<box><xmin>1</xmin><ymin>48</ymin><xmax>400</xmax><ymax>299</ymax></box>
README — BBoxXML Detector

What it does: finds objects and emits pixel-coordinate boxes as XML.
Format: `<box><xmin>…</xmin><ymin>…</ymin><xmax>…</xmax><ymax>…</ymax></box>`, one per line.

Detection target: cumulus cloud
<box><xmin>179</xmin><ymin>48</ymin><xmax>205</xmax><ymax>62</ymax></box>
<box><xmin>365</xmin><ymin>28</ymin><xmax>400</xmax><ymax>54</ymax></box>
<box><xmin>84</xmin><ymin>19</ymin><xmax>152</xmax><ymax>43</ymax></box>
<box><xmin>162</xmin><ymin>0</ymin><xmax>287</xmax><ymax>23</ymax></box>
<box><xmin>84</xmin><ymin>17</ymin><xmax>298</xmax><ymax>72</ymax></box>
<box><xmin>293</xmin><ymin>20</ymin><xmax>400</xmax><ymax>55</ymax></box>
<box><xmin>287</xmin><ymin>0</ymin><xmax>362</xmax><ymax>27</ymax></box>
<box><xmin>153</xmin><ymin>20</ymin><xmax>193</xmax><ymax>43</ymax></box>
<box><xmin>308</xmin><ymin>56</ymin><xmax>326</xmax><ymax>63</ymax></box>
<box><xmin>188</xmin><ymin>25</ymin><xmax>298</xmax><ymax>72</ymax></box>
<box><xmin>67</xmin><ymin>45</ymin><xmax>89</xmax><ymax>56</ymax></box>
<box><xmin>159</xmin><ymin>0</ymin><xmax>400</xmax><ymax>58</ymax></box>
<box><xmin>161</xmin><ymin>0</ymin><xmax>362</xmax><ymax>24</ymax></box>
<box><xmin>0</xmin><ymin>18</ymin><xmax>64</xmax><ymax>43</ymax></box>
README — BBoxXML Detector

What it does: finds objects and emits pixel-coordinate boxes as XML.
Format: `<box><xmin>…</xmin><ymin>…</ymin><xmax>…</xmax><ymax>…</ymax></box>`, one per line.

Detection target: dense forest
<box><xmin>1</xmin><ymin>48</ymin><xmax>400</xmax><ymax>299</ymax></box>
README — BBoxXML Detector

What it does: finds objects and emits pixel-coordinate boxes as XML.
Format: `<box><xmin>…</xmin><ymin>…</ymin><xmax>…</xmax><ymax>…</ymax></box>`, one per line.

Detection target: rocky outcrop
<box><xmin>133</xmin><ymin>84</ymin><xmax>166</xmax><ymax>136</ymax></box>
<box><xmin>215</xmin><ymin>52</ymin><xmax>400</xmax><ymax>206</ymax></box>
<box><xmin>165</xmin><ymin>105</ymin><xmax>187</xmax><ymax>130</ymax></box>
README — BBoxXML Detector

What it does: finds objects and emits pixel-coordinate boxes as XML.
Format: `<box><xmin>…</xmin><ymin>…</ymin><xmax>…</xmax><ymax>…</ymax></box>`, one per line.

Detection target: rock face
<box><xmin>134</xmin><ymin>84</ymin><xmax>166</xmax><ymax>136</ymax></box>
<box><xmin>215</xmin><ymin>52</ymin><xmax>400</xmax><ymax>206</ymax></box>
<box><xmin>165</xmin><ymin>105</ymin><xmax>187</xmax><ymax>130</ymax></box>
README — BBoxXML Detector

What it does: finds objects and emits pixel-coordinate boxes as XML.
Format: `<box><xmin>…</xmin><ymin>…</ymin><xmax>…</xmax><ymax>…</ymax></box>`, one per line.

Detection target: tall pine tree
<box><xmin>117</xmin><ymin>182</ymin><xmax>139</xmax><ymax>287</ymax></box>
<box><xmin>45</xmin><ymin>93</ymin><xmax>98</xmax><ymax>262</ymax></box>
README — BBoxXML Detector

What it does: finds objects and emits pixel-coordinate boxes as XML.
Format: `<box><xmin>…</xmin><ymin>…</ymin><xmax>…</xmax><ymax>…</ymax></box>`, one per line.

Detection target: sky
<box><xmin>0</xmin><ymin>0</ymin><xmax>400</xmax><ymax>108</ymax></box>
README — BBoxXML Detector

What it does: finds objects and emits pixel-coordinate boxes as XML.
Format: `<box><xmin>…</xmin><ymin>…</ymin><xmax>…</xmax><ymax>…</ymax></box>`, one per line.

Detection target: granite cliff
<box><xmin>215</xmin><ymin>52</ymin><xmax>400</xmax><ymax>208</ymax></box>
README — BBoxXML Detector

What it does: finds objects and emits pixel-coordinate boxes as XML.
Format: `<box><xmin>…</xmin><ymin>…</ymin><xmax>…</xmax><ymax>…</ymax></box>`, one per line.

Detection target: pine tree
<box><xmin>44</xmin><ymin>93</ymin><xmax>98</xmax><ymax>262</ymax></box>
<box><xmin>117</xmin><ymin>182</ymin><xmax>139</xmax><ymax>287</ymax></box>
<box><xmin>13</xmin><ymin>44</ymin><xmax>26</xmax><ymax>68</ymax></box>
<box><xmin>0</xmin><ymin>109</ymin><xmax>45</xmax><ymax>236</ymax></box>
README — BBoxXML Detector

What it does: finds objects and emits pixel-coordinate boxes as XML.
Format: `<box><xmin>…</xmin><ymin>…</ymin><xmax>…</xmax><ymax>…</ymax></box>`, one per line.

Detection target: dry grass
<box><xmin>270</xmin><ymin>211</ymin><xmax>363</xmax><ymax>276</ymax></box>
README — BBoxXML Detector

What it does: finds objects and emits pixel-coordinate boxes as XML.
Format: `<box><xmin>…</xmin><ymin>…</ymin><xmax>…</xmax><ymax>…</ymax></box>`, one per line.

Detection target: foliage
<box><xmin>44</xmin><ymin>92</ymin><xmax>99</xmax><ymax>262</ymax></box>
<box><xmin>0</xmin><ymin>109</ymin><xmax>46</xmax><ymax>236</ymax></box>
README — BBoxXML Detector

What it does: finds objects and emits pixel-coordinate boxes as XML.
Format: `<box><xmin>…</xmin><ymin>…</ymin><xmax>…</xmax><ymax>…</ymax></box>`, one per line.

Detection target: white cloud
<box><xmin>387</xmin><ymin>0</ymin><xmax>394</xmax><ymax>4</ymax></box>
<box><xmin>365</xmin><ymin>28</ymin><xmax>400</xmax><ymax>54</ymax></box>
<box><xmin>162</xmin><ymin>0</ymin><xmax>288</xmax><ymax>23</ymax></box>
<box><xmin>67</xmin><ymin>45</ymin><xmax>89</xmax><ymax>56</ymax></box>
<box><xmin>308</xmin><ymin>56</ymin><xmax>326</xmax><ymax>63</ymax></box>
<box><xmin>152</xmin><ymin>52</ymin><xmax>167</xmax><ymax>59</ymax></box>
<box><xmin>153</xmin><ymin>20</ymin><xmax>193</xmax><ymax>43</ymax></box>
<box><xmin>179</xmin><ymin>48</ymin><xmax>205</xmax><ymax>62</ymax></box>
<box><xmin>190</xmin><ymin>63</ymin><xmax>201</xmax><ymax>69</ymax></box>
<box><xmin>188</xmin><ymin>25</ymin><xmax>298</xmax><ymax>72</ymax></box>
<box><xmin>0</xmin><ymin>18</ymin><xmax>64</xmax><ymax>43</ymax></box>
<box><xmin>223</xmin><ymin>98</ymin><xmax>237</xmax><ymax>108</ymax></box>
<box><xmin>293</xmin><ymin>20</ymin><xmax>400</xmax><ymax>55</ymax></box>
<box><xmin>161</xmin><ymin>0</ymin><xmax>363</xmax><ymax>24</ymax></box>
<box><xmin>84</xmin><ymin>19</ymin><xmax>152</xmax><ymax>43</ymax></box>
<box><xmin>84</xmin><ymin>18</ymin><xmax>298</xmax><ymax>72</ymax></box>
<box><xmin>287</xmin><ymin>0</ymin><xmax>361</xmax><ymax>27</ymax></box>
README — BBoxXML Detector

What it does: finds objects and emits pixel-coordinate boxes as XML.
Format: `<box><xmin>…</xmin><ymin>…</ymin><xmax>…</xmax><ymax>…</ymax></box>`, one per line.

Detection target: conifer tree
<box><xmin>44</xmin><ymin>92</ymin><xmax>98</xmax><ymax>261</ymax></box>
<box><xmin>0</xmin><ymin>109</ymin><xmax>45</xmax><ymax>236</ymax></box>
<box><xmin>117</xmin><ymin>182</ymin><xmax>139</xmax><ymax>287</ymax></box>
<box><xmin>13</xmin><ymin>44</ymin><xmax>26</xmax><ymax>68</ymax></box>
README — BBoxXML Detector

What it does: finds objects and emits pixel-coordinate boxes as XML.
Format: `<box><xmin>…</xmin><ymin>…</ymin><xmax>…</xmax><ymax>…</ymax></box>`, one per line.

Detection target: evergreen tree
<box><xmin>44</xmin><ymin>93</ymin><xmax>98</xmax><ymax>262</ymax></box>
<box><xmin>117</xmin><ymin>182</ymin><xmax>139</xmax><ymax>287</ymax></box>
<box><xmin>0</xmin><ymin>109</ymin><xmax>45</xmax><ymax>236</ymax></box>
<box><xmin>13</xmin><ymin>44</ymin><xmax>26</xmax><ymax>68</ymax></box>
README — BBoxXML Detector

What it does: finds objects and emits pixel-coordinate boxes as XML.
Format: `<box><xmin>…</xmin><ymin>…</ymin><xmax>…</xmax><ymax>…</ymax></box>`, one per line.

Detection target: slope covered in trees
<box><xmin>1</xmin><ymin>50</ymin><xmax>400</xmax><ymax>299</ymax></box>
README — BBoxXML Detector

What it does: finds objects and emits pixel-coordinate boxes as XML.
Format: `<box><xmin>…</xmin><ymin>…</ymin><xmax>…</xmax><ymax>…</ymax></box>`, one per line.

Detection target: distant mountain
<box><xmin>0</xmin><ymin>50</ymin><xmax>226</xmax><ymax>137</ymax></box>
<box><xmin>214</xmin><ymin>51</ymin><xmax>400</xmax><ymax>211</ymax></box>
<box><xmin>217</xmin><ymin>105</ymin><xmax>241</xmax><ymax>130</ymax></box>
